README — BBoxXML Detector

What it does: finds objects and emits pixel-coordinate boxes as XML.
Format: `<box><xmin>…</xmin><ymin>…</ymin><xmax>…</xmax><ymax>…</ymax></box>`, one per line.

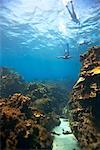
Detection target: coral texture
<box><xmin>0</xmin><ymin>67</ymin><xmax>26</xmax><ymax>97</ymax></box>
<box><xmin>69</xmin><ymin>46</ymin><xmax>100</xmax><ymax>150</ymax></box>
<box><xmin>0</xmin><ymin>94</ymin><xmax>53</xmax><ymax>150</ymax></box>
<box><xmin>0</xmin><ymin>67</ymin><xmax>68</xmax><ymax>149</ymax></box>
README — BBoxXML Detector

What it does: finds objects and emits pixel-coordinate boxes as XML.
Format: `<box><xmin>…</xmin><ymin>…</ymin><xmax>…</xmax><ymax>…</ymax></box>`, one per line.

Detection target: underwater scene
<box><xmin>0</xmin><ymin>0</ymin><xmax>100</xmax><ymax>149</ymax></box>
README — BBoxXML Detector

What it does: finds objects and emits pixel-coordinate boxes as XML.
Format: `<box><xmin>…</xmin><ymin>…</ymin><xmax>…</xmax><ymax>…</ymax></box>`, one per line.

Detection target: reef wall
<box><xmin>0</xmin><ymin>93</ymin><xmax>54</xmax><ymax>150</ymax></box>
<box><xmin>68</xmin><ymin>46</ymin><xmax>100</xmax><ymax>149</ymax></box>
<box><xmin>0</xmin><ymin>67</ymin><xmax>69</xmax><ymax>149</ymax></box>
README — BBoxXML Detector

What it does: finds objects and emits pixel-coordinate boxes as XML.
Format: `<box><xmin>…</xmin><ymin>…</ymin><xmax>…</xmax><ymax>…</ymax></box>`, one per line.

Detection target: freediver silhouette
<box><xmin>66</xmin><ymin>1</ymin><xmax>80</xmax><ymax>24</ymax></box>
<box><xmin>78</xmin><ymin>40</ymin><xmax>90</xmax><ymax>46</ymax></box>
<box><xmin>57</xmin><ymin>43</ymin><xmax>71</xmax><ymax>59</ymax></box>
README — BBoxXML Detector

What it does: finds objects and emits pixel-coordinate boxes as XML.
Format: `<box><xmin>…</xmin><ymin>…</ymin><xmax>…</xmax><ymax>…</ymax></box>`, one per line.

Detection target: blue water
<box><xmin>0</xmin><ymin>0</ymin><xmax>100</xmax><ymax>82</ymax></box>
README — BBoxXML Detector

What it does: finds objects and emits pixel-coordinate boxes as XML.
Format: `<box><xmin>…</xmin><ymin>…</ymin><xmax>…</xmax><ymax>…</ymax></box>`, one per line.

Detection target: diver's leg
<box><xmin>66</xmin><ymin>43</ymin><xmax>69</xmax><ymax>55</ymax></box>
<box><xmin>70</xmin><ymin>1</ymin><xmax>76</xmax><ymax>17</ymax></box>
<box><xmin>66</xmin><ymin>5</ymin><xmax>73</xmax><ymax>18</ymax></box>
<box><xmin>64</xmin><ymin>44</ymin><xmax>69</xmax><ymax>56</ymax></box>
<box><xmin>67</xmin><ymin>49</ymin><xmax>69</xmax><ymax>56</ymax></box>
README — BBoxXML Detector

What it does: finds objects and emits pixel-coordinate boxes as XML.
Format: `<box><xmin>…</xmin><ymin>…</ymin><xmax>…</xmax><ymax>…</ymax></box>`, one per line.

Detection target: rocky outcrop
<box><xmin>0</xmin><ymin>67</ymin><xmax>26</xmax><ymax>97</ymax></box>
<box><xmin>69</xmin><ymin>46</ymin><xmax>100</xmax><ymax>149</ymax></box>
<box><xmin>0</xmin><ymin>67</ymin><xmax>68</xmax><ymax>115</ymax></box>
<box><xmin>0</xmin><ymin>94</ymin><xmax>53</xmax><ymax>150</ymax></box>
<box><xmin>1</xmin><ymin>67</ymin><xmax>68</xmax><ymax>149</ymax></box>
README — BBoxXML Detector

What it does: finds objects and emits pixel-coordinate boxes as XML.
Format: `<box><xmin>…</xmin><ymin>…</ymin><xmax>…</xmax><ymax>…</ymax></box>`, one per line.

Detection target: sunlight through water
<box><xmin>0</xmin><ymin>0</ymin><xmax>100</xmax><ymax>81</ymax></box>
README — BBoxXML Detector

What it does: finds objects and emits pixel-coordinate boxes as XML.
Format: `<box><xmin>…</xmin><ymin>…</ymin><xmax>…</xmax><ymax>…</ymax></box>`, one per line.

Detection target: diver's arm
<box><xmin>57</xmin><ymin>56</ymin><xmax>65</xmax><ymax>59</ymax></box>
<box><xmin>57</xmin><ymin>56</ymin><xmax>63</xmax><ymax>58</ymax></box>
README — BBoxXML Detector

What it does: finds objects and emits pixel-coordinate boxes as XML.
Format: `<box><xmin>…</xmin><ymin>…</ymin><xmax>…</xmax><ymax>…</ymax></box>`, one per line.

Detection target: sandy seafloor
<box><xmin>52</xmin><ymin>118</ymin><xmax>80</xmax><ymax>150</ymax></box>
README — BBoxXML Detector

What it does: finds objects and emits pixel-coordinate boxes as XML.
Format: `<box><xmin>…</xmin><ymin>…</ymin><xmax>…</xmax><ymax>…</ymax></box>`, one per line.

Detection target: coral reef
<box><xmin>0</xmin><ymin>67</ymin><xmax>26</xmax><ymax>97</ymax></box>
<box><xmin>0</xmin><ymin>67</ymin><xmax>68</xmax><ymax>114</ymax></box>
<box><xmin>0</xmin><ymin>67</ymin><xmax>68</xmax><ymax>149</ymax></box>
<box><xmin>69</xmin><ymin>46</ymin><xmax>100</xmax><ymax>149</ymax></box>
<box><xmin>26</xmin><ymin>82</ymin><xmax>68</xmax><ymax>115</ymax></box>
<box><xmin>0</xmin><ymin>94</ymin><xmax>53</xmax><ymax>150</ymax></box>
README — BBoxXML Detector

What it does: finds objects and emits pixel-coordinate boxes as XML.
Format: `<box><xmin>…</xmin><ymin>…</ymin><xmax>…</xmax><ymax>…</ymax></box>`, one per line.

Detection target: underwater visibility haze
<box><xmin>0</xmin><ymin>0</ymin><xmax>100</xmax><ymax>150</ymax></box>
<box><xmin>1</xmin><ymin>0</ymin><xmax>100</xmax><ymax>81</ymax></box>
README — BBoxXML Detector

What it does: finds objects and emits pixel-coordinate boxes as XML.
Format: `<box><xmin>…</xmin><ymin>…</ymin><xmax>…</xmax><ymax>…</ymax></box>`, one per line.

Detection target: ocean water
<box><xmin>0</xmin><ymin>0</ymin><xmax>100</xmax><ymax>150</ymax></box>
<box><xmin>0</xmin><ymin>0</ymin><xmax>100</xmax><ymax>82</ymax></box>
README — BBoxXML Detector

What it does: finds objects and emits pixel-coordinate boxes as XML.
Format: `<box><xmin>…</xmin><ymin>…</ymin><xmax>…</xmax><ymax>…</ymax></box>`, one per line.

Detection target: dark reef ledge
<box><xmin>0</xmin><ymin>66</ymin><xmax>68</xmax><ymax>150</ymax></box>
<box><xmin>68</xmin><ymin>46</ymin><xmax>100</xmax><ymax>150</ymax></box>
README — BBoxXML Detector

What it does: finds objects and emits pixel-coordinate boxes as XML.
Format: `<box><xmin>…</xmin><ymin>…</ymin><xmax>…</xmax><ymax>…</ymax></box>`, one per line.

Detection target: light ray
<box><xmin>62</xmin><ymin>0</ymin><xmax>70</xmax><ymax>6</ymax></box>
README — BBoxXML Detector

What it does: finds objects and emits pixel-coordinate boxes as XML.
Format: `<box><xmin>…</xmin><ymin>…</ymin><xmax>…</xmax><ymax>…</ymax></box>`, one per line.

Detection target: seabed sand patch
<box><xmin>52</xmin><ymin>118</ymin><xmax>80</xmax><ymax>150</ymax></box>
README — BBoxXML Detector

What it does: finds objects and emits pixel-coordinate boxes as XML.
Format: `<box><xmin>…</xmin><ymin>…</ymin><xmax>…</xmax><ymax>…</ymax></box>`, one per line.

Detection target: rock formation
<box><xmin>69</xmin><ymin>46</ymin><xmax>100</xmax><ymax>149</ymax></box>
<box><xmin>0</xmin><ymin>67</ymin><xmax>68</xmax><ymax>149</ymax></box>
<box><xmin>0</xmin><ymin>94</ymin><xmax>53</xmax><ymax>150</ymax></box>
<box><xmin>0</xmin><ymin>67</ymin><xmax>26</xmax><ymax>97</ymax></box>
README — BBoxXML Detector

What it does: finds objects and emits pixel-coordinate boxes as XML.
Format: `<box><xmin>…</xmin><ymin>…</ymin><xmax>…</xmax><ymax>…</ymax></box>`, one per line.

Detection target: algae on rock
<box><xmin>68</xmin><ymin>46</ymin><xmax>100</xmax><ymax>150</ymax></box>
<box><xmin>0</xmin><ymin>66</ymin><xmax>69</xmax><ymax>149</ymax></box>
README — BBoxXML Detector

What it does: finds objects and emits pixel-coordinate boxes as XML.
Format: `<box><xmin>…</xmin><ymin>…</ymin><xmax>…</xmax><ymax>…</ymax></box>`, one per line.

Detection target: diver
<box><xmin>57</xmin><ymin>43</ymin><xmax>71</xmax><ymax>59</ymax></box>
<box><xmin>78</xmin><ymin>40</ymin><xmax>90</xmax><ymax>46</ymax></box>
<box><xmin>66</xmin><ymin>1</ymin><xmax>80</xmax><ymax>24</ymax></box>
